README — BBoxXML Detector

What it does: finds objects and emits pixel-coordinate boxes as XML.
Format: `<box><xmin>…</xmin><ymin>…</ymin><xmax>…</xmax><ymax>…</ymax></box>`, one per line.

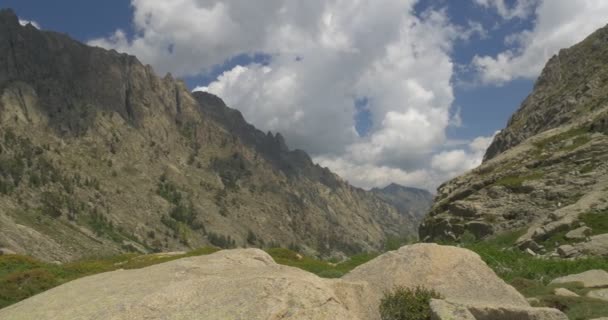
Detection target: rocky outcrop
<box><xmin>0</xmin><ymin>8</ymin><xmax>418</xmax><ymax>261</ymax></box>
<box><xmin>550</xmin><ymin>270</ymin><xmax>608</xmax><ymax>288</ymax></box>
<box><xmin>420</xmin><ymin>23</ymin><xmax>608</xmax><ymax>259</ymax></box>
<box><xmin>0</xmin><ymin>245</ymin><xmax>565</xmax><ymax>320</ymax></box>
<box><xmin>484</xmin><ymin>23</ymin><xmax>608</xmax><ymax>161</ymax></box>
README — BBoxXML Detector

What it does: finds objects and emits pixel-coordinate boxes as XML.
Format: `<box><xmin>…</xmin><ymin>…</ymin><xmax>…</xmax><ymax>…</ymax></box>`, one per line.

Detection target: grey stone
<box><xmin>576</xmin><ymin>233</ymin><xmax>608</xmax><ymax>256</ymax></box>
<box><xmin>550</xmin><ymin>270</ymin><xmax>608</xmax><ymax>288</ymax></box>
<box><xmin>587</xmin><ymin>288</ymin><xmax>608</xmax><ymax>302</ymax></box>
<box><xmin>0</xmin><ymin>248</ymin><xmax>16</xmax><ymax>255</ymax></box>
<box><xmin>448</xmin><ymin>201</ymin><xmax>480</xmax><ymax>217</ymax></box>
<box><xmin>467</xmin><ymin>303</ymin><xmax>569</xmax><ymax>320</ymax></box>
<box><xmin>557</xmin><ymin>244</ymin><xmax>579</xmax><ymax>258</ymax></box>
<box><xmin>430</xmin><ymin>299</ymin><xmax>476</xmax><ymax>320</ymax></box>
<box><xmin>565</xmin><ymin>226</ymin><xmax>592</xmax><ymax>240</ymax></box>
<box><xmin>553</xmin><ymin>288</ymin><xmax>579</xmax><ymax>297</ymax></box>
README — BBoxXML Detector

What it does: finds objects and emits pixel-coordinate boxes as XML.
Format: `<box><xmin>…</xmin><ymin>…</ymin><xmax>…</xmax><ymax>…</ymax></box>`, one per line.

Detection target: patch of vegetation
<box><xmin>40</xmin><ymin>191</ymin><xmax>65</xmax><ymax>218</ymax></box>
<box><xmin>580</xmin><ymin>210</ymin><xmax>608</xmax><ymax>235</ymax></box>
<box><xmin>207</xmin><ymin>232</ymin><xmax>236</xmax><ymax>249</ymax></box>
<box><xmin>379</xmin><ymin>286</ymin><xmax>442</xmax><ymax>320</ymax></box>
<box><xmin>156</xmin><ymin>174</ymin><xmax>182</xmax><ymax>205</ymax></box>
<box><xmin>0</xmin><ymin>248</ymin><xmax>219</xmax><ymax>309</ymax></box>
<box><xmin>579</xmin><ymin>162</ymin><xmax>596</xmax><ymax>174</ymax></box>
<box><xmin>494</xmin><ymin>172</ymin><xmax>544</xmax><ymax>192</ymax></box>
<box><xmin>211</xmin><ymin>153</ymin><xmax>252</xmax><ymax>190</ymax></box>
<box><xmin>266</xmin><ymin>247</ymin><xmax>377</xmax><ymax>278</ymax></box>
<box><xmin>86</xmin><ymin>209</ymin><xmax>126</xmax><ymax>243</ymax></box>
<box><xmin>539</xmin><ymin>229</ymin><xmax>571</xmax><ymax>251</ymax></box>
<box><xmin>537</xmin><ymin>295</ymin><xmax>608</xmax><ymax>320</ymax></box>
<box><xmin>533</xmin><ymin>127</ymin><xmax>590</xmax><ymax>151</ymax></box>
<box><xmin>156</xmin><ymin>175</ymin><xmax>204</xmax><ymax>241</ymax></box>
<box><xmin>460</xmin><ymin>231</ymin><xmax>608</xmax><ymax>319</ymax></box>
<box><xmin>463</xmin><ymin>231</ymin><xmax>608</xmax><ymax>284</ymax></box>
<box><xmin>384</xmin><ymin>235</ymin><xmax>416</xmax><ymax>252</ymax></box>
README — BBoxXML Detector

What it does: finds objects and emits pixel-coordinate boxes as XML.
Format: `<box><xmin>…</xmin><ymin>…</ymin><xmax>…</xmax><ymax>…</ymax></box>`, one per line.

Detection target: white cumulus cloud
<box><xmin>473</xmin><ymin>0</ymin><xmax>608</xmax><ymax>85</ymax></box>
<box><xmin>473</xmin><ymin>0</ymin><xmax>539</xmax><ymax>20</ymax></box>
<box><xmin>90</xmin><ymin>0</ymin><xmax>490</xmax><ymax>191</ymax></box>
<box><xmin>18</xmin><ymin>19</ymin><xmax>40</xmax><ymax>29</ymax></box>
<box><xmin>431</xmin><ymin>133</ymin><xmax>496</xmax><ymax>180</ymax></box>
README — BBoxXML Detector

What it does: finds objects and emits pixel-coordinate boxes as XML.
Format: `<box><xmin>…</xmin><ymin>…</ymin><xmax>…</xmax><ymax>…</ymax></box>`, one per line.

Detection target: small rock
<box><xmin>557</xmin><ymin>245</ymin><xmax>579</xmax><ymax>258</ymax></box>
<box><xmin>519</xmin><ymin>239</ymin><xmax>542</xmax><ymax>251</ymax></box>
<box><xmin>0</xmin><ymin>248</ymin><xmax>16</xmax><ymax>255</ymax></box>
<box><xmin>550</xmin><ymin>270</ymin><xmax>608</xmax><ymax>288</ymax></box>
<box><xmin>467</xmin><ymin>303</ymin><xmax>568</xmax><ymax>320</ymax></box>
<box><xmin>430</xmin><ymin>299</ymin><xmax>476</xmax><ymax>320</ymax></box>
<box><xmin>565</xmin><ymin>226</ymin><xmax>592</xmax><ymax>240</ymax></box>
<box><xmin>587</xmin><ymin>288</ymin><xmax>608</xmax><ymax>302</ymax></box>
<box><xmin>553</xmin><ymin>288</ymin><xmax>579</xmax><ymax>297</ymax></box>
<box><xmin>576</xmin><ymin>233</ymin><xmax>608</xmax><ymax>256</ymax></box>
<box><xmin>448</xmin><ymin>201</ymin><xmax>481</xmax><ymax>217</ymax></box>
<box><xmin>525</xmin><ymin>248</ymin><xmax>537</xmax><ymax>256</ymax></box>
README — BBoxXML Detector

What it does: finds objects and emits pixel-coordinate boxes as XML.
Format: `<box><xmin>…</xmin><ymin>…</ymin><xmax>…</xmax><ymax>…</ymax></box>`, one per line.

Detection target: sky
<box><xmin>5</xmin><ymin>0</ymin><xmax>608</xmax><ymax>192</ymax></box>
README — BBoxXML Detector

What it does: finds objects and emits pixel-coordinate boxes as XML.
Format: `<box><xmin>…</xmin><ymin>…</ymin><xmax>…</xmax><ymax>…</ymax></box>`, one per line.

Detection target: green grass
<box><xmin>533</xmin><ymin>127</ymin><xmax>590</xmax><ymax>151</ymax></box>
<box><xmin>494</xmin><ymin>172</ymin><xmax>544</xmax><ymax>192</ymax></box>
<box><xmin>579</xmin><ymin>162</ymin><xmax>596</xmax><ymax>174</ymax></box>
<box><xmin>464</xmin><ymin>231</ymin><xmax>608</xmax><ymax>284</ymax></box>
<box><xmin>265</xmin><ymin>248</ymin><xmax>377</xmax><ymax>278</ymax></box>
<box><xmin>461</xmin><ymin>231</ymin><xmax>608</xmax><ymax>320</ymax></box>
<box><xmin>580</xmin><ymin>210</ymin><xmax>608</xmax><ymax>235</ymax></box>
<box><xmin>539</xmin><ymin>295</ymin><xmax>608</xmax><ymax>320</ymax></box>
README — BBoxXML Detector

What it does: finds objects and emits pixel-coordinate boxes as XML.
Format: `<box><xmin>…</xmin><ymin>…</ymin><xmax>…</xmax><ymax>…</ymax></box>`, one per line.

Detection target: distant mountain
<box><xmin>371</xmin><ymin>183</ymin><xmax>433</xmax><ymax>226</ymax></box>
<box><xmin>0</xmin><ymin>8</ymin><xmax>417</xmax><ymax>262</ymax></box>
<box><xmin>420</xmin><ymin>23</ymin><xmax>608</xmax><ymax>258</ymax></box>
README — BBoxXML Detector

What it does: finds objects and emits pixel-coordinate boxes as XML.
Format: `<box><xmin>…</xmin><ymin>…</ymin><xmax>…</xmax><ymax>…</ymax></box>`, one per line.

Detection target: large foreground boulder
<box><xmin>0</xmin><ymin>249</ymin><xmax>377</xmax><ymax>320</ymax></box>
<box><xmin>344</xmin><ymin>243</ymin><xmax>528</xmax><ymax>307</ymax></box>
<box><xmin>344</xmin><ymin>243</ymin><xmax>567</xmax><ymax>320</ymax></box>
<box><xmin>0</xmin><ymin>245</ymin><xmax>566</xmax><ymax>320</ymax></box>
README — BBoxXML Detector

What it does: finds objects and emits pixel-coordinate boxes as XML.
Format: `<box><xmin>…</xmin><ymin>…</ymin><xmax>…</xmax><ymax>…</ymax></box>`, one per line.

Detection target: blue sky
<box><xmin>5</xmin><ymin>0</ymin><xmax>608</xmax><ymax>190</ymax></box>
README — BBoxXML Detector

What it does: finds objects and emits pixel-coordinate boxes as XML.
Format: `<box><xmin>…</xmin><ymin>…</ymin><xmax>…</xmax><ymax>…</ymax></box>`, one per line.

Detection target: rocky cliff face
<box><xmin>371</xmin><ymin>183</ymin><xmax>433</xmax><ymax>227</ymax></box>
<box><xmin>420</xmin><ymin>23</ymin><xmax>608</xmax><ymax>258</ymax></box>
<box><xmin>0</xmin><ymin>9</ymin><xmax>416</xmax><ymax>262</ymax></box>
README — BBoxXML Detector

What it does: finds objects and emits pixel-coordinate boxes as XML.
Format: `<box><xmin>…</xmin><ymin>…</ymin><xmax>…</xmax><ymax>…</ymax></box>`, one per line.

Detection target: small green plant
<box><xmin>494</xmin><ymin>172</ymin><xmax>543</xmax><ymax>192</ymax></box>
<box><xmin>379</xmin><ymin>286</ymin><xmax>442</xmax><ymax>320</ymax></box>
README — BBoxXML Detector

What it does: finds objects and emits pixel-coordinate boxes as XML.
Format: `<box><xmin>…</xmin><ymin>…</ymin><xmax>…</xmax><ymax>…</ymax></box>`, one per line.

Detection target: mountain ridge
<box><xmin>0</xmin><ymin>8</ymin><xmax>421</xmax><ymax>262</ymax></box>
<box><xmin>420</xmin><ymin>22</ymin><xmax>608</xmax><ymax>259</ymax></box>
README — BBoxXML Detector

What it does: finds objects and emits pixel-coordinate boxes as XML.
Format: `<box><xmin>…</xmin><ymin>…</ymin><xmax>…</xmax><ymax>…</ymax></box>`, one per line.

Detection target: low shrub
<box><xmin>379</xmin><ymin>286</ymin><xmax>442</xmax><ymax>320</ymax></box>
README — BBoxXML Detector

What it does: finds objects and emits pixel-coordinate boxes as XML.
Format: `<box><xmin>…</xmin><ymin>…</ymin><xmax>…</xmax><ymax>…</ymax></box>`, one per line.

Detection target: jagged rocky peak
<box><xmin>420</xmin><ymin>24</ymin><xmax>608</xmax><ymax>259</ymax></box>
<box><xmin>484</xmin><ymin>23</ymin><xmax>608</xmax><ymax>161</ymax></box>
<box><xmin>0</xmin><ymin>7</ymin><xmax>199</xmax><ymax>134</ymax></box>
<box><xmin>192</xmin><ymin>90</ymin><xmax>337</xmax><ymax>183</ymax></box>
